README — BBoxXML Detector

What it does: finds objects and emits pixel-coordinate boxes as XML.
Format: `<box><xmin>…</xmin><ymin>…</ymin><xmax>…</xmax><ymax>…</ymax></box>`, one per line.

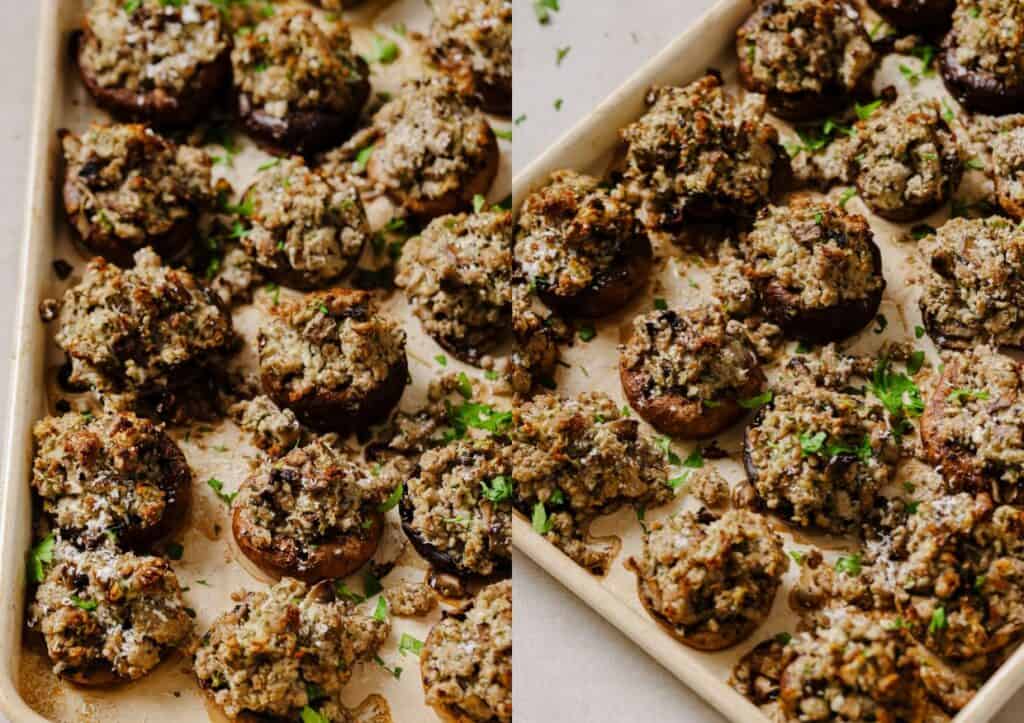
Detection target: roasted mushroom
<box><xmin>515</xmin><ymin>170</ymin><xmax>652</xmax><ymax>318</ymax></box>
<box><xmin>920</xmin><ymin>346</ymin><xmax>1024</xmax><ymax>501</ymax></box>
<box><xmin>736</xmin><ymin>0</ymin><xmax>876</xmax><ymax>121</ymax></box>
<box><xmin>917</xmin><ymin>217</ymin><xmax>1024</xmax><ymax>350</ymax></box>
<box><xmin>868</xmin><ymin>0</ymin><xmax>955</xmax><ymax>36</ymax></box>
<box><xmin>991</xmin><ymin>125</ymin><xmax>1024</xmax><ymax>220</ymax></box>
<box><xmin>742</xmin><ymin>198</ymin><xmax>885</xmax><ymax>344</ymax></box>
<box><xmin>60</xmin><ymin>123</ymin><xmax>212</xmax><ymax>266</ymax></box>
<box><xmin>421</xmin><ymin>581</ymin><xmax>512</xmax><ymax>722</ymax></box>
<box><xmin>231</xmin><ymin>8</ymin><xmax>370</xmax><ymax>154</ymax></box>
<box><xmin>400</xmin><ymin>437</ymin><xmax>512</xmax><ymax>579</ymax></box>
<box><xmin>258</xmin><ymin>288</ymin><xmax>408</xmax><ymax>432</ymax></box>
<box><xmin>940</xmin><ymin>0</ymin><xmax>1024</xmax><ymax>116</ymax></box>
<box><xmin>239</xmin><ymin>157</ymin><xmax>370</xmax><ymax>290</ymax></box>
<box><xmin>194</xmin><ymin>578</ymin><xmax>389</xmax><ymax>722</ymax></box>
<box><xmin>621</xmin><ymin>74</ymin><xmax>788</xmax><ymax>230</ymax></box>
<box><xmin>31</xmin><ymin>411</ymin><xmax>191</xmax><ymax>551</ymax></box>
<box><xmin>231</xmin><ymin>439</ymin><xmax>392</xmax><ymax>582</ymax></box>
<box><xmin>29</xmin><ymin>541</ymin><xmax>192</xmax><ymax>686</ymax></box>
<box><xmin>427</xmin><ymin>0</ymin><xmax>513</xmax><ymax>115</ymax></box>
<box><xmin>619</xmin><ymin>304</ymin><xmax>766</xmax><ymax>439</ymax></box>
<box><xmin>75</xmin><ymin>0</ymin><xmax>230</xmax><ymax>127</ymax></box>
<box><xmin>396</xmin><ymin>210</ymin><xmax>514</xmax><ymax>363</ymax></box>
<box><xmin>627</xmin><ymin>509</ymin><xmax>788</xmax><ymax>651</ymax></box>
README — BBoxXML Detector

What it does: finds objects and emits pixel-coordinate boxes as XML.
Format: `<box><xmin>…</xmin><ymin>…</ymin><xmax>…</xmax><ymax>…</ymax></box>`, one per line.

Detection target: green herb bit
<box><xmin>907</xmin><ymin>351</ymin><xmax>925</xmax><ymax>375</ymax></box>
<box><xmin>457</xmin><ymin>372</ymin><xmax>473</xmax><ymax>399</ymax></box>
<box><xmin>398</xmin><ymin>633</ymin><xmax>424</xmax><ymax>657</ymax></box>
<box><xmin>799</xmin><ymin>430</ymin><xmax>827</xmax><ymax>456</ymax></box>
<box><xmin>354</xmin><ymin>145</ymin><xmax>375</xmax><ymax>172</ymax></box>
<box><xmin>555</xmin><ymin>46</ymin><xmax>571</xmax><ymax>65</ymax></box>
<box><xmin>789</xmin><ymin>550</ymin><xmax>805</xmax><ymax>565</ymax></box>
<box><xmin>473</xmin><ymin>194</ymin><xmax>487</xmax><ymax>213</ymax></box>
<box><xmin>364</xmin><ymin>571</ymin><xmax>383</xmax><ymax>598</ymax></box>
<box><xmin>373</xmin><ymin>595</ymin><xmax>388</xmax><ymax>621</ymax></box>
<box><xmin>27</xmin><ymin>533</ymin><xmax>56</xmax><ymax>583</ymax></box>
<box><xmin>379</xmin><ymin>482</ymin><xmax>403</xmax><ymax>512</ymax></box>
<box><xmin>374</xmin><ymin>655</ymin><xmax>402</xmax><ymax>680</ymax></box>
<box><xmin>653</xmin><ymin>297</ymin><xmax>668</xmax><ymax>310</ymax></box>
<box><xmin>435</xmin><ymin>354</ymin><xmax>448</xmax><ymax>367</ymax></box>
<box><xmin>739</xmin><ymin>390</ymin><xmax>773</xmax><ymax>409</ymax></box>
<box><xmin>578</xmin><ymin>325</ymin><xmax>596</xmax><ymax>342</ymax></box>
<box><xmin>71</xmin><ymin>595</ymin><xmax>98</xmax><ymax>611</ymax></box>
<box><xmin>834</xmin><ymin>553</ymin><xmax>862</xmax><ymax>576</ymax></box>
<box><xmin>494</xmin><ymin>127</ymin><xmax>512</xmax><ymax>141</ymax></box>
<box><xmin>365</xmin><ymin>36</ymin><xmax>399</xmax><ymax>64</ymax></box>
<box><xmin>480</xmin><ymin>475</ymin><xmax>513</xmax><ymax>502</ymax></box>
<box><xmin>553</xmin><ymin>98</ymin><xmax>563</xmax><ymax>111</ymax></box>
<box><xmin>929</xmin><ymin>606</ymin><xmax>947</xmax><ymax>634</ymax></box>
<box><xmin>165</xmin><ymin>542</ymin><xmax>184</xmax><ymax>560</ymax></box>
<box><xmin>947</xmin><ymin>388</ymin><xmax>989</xmax><ymax>404</ymax></box>
<box><xmin>207</xmin><ymin>477</ymin><xmax>237</xmax><ymax>505</ymax></box>
<box><xmin>532</xmin><ymin>502</ymin><xmax>553</xmax><ymax>534</ymax></box>
<box><xmin>533</xmin><ymin>0</ymin><xmax>559</xmax><ymax>24</ymax></box>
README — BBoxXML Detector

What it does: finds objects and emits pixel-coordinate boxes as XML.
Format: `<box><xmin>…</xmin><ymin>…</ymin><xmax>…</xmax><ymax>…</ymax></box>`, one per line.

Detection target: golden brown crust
<box><xmin>920</xmin><ymin>355</ymin><xmax>988</xmax><ymax>492</ymax></box>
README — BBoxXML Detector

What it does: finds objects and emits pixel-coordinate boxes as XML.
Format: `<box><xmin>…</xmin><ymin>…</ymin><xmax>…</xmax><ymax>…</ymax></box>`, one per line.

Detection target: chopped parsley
<box><xmin>556</xmin><ymin>46</ymin><xmax>571</xmax><ymax>65</ymax></box>
<box><xmin>301</xmin><ymin>707</ymin><xmax>329</xmax><ymax>723</ymax></box>
<box><xmin>655</xmin><ymin>436</ymin><xmax>681</xmax><ymax>465</ymax></box>
<box><xmin>907</xmin><ymin>351</ymin><xmax>925</xmax><ymax>375</ymax></box>
<box><xmin>71</xmin><ymin>595</ymin><xmax>98</xmax><ymax>612</ymax></box>
<box><xmin>739</xmin><ymin>390</ymin><xmax>773</xmax><ymax>409</ymax></box>
<box><xmin>533</xmin><ymin>0</ymin><xmax>559</xmax><ymax>24</ymax></box>
<box><xmin>445</xmin><ymin>401</ymin><xmax>512</xmax><ymax>438</ymax></box>
<box><xmin>207</xmin><ymin>478</ymin><xmax>237</xmax><ymax>505</ymax></box>
<box><xmin>929</xmin><ymin>606</ymin><xmax>947</xmax><ymax>634</ymax></box>
<box><xmin>480</xmin><ymin>475</ymin><xmax>513</xmax><ymax>503</ymax></box>
<box><xmin>374</xmin><ymin>655</ymin><xmax>402</xmax><ymax>680</ymax></box>
<box><xmin>165</xmin><ymin>542</ymin><xmax>184</xmax><ymax>561</ymax></box>
<box><xmin>379</xmin><ymin>482</ymin><xmax>403</xmax><ymax>512</ymax></box>
<box><xmin>457</xmin><ymin>372</ymin><xmax>474</xmax><ymax>399</ymax></box>
<box><xmin>947</xmin><ymin>388</ymin><xmax>989</xmax><ymax>405</ymax></box>
<box><xmin>353</xmin><ymin>145</ymin><xmax>375</xmax><ymax>173</ymax></box>
<box><xmin>799</xmin><ymin>430</ymin><xmax>827</xmax><ymax>456</ymax></box>
<box><xmin>553</xmin><ymin>98</ymin><xmax>563</xmax><ymax>111</ymax></box>
<box><xmin>966</xmin><ymin>157</ymin><xmax>985</xmax><ymax>171</ymax></box>
<box><xmin>27</xmin><ymin>533</ymin><xmax>55</xmax><ymax>583</ymax></box>
<box><xmin>398</xmin><ymin>633</ymin><xmax>424</xmax><ymax>657</ymax></box>
<box><xmin>834</xmin><ymin>553</ymin><xmax>862</xmax><ymax>576</ymax></box>
<box><xmin>123</xmin><ymin>0</ymin><xmax>141</xmax><ymax>12</ymax></box>
<box><xmin>364</xmin><ymin>36</ymin><xmax>399</xmax><ymax>65</ymax></box>
<box><xmin>788</xmin><ymin>550</ymin><xmax>805</xmax><ymax>565</ymax></box>
<box><xmin>868</xmin><ymin>356</ymin><xmax>924</xmax><ymax>421</ymax></box>
<box><xmin>914</xmin><ymin>325</ymin><xmax>925</xmax><ymax>339</ymax></box>
<box><xmin>435</xmin><ymin>354</ymin><xmax>448</xmax><ymax>367</ymax></box>
<box><xmin>494</xmin><ymin>127</ymin><xmax>512</xmax><ymax>141</ymax></box>
<box><xmin>911</xmin><ymin>224</ymin><xmax>936</xmax><ymax>240</ymax></box>
<box><xmin>774</xmin><ymin>632</ymin><xmax>792</xmax><ymax>645</ymax></box>
<box><xmin>578</xmin><ymin>325</ymin><xmax>596</xmax><ymax>342</ymax></box>
<box><xmin>838</xmin><ymin>187</ymin><xmax>857</xmax><ymax>208</ymax></box>
<box><xmin>514</xmin><ymin>114</ymin><xmax>527</xmax><ymax>125</ymax></box>
<box><xmin>473</xmin><ymin>194</ymin><xmax>487</xmax><ymax>213</ymax></box>
<box><xmin>855</xmin><ymin>100</ymin><xmax>883</xmax><ymax>120</ymax></box>
<box><xmin>257</xmin><ymin>158</ymin><xmax>280</xmax><ymax>172</ymax></box>
<box><xmin>653</xmin><ymin>297</ymin><xmax>668</xmax><ymax>310</ymax></box>
<box><xmin>682</xmin><ymin>448</ymin><xmax>704</xmax><ymax>469</ymax></box>
<box><xmin>532</xmin><ymin>502</ymin><xmax>553</xmax><ymax>534</ymax></box>
<box><xmin>364</xmin><ymin>571</ymin><xmax>383</xmax><ymax>598</ymax></box>
<box><xmin>373</xmin><ymin>595</ymin><xmax>389</xmax><ymax>622</ymax></box>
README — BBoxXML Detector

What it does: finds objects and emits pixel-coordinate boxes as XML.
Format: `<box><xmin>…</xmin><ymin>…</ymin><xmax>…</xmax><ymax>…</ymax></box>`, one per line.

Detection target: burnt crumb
<box><xmin>52</xmin><ymin>259</ymin><xmax>73</xmax><ymax>280</ymax></box>
<box><xmin>38</xmin><ymin>298</ymin><xmax>60</xmax><ymax>323</ymax></box>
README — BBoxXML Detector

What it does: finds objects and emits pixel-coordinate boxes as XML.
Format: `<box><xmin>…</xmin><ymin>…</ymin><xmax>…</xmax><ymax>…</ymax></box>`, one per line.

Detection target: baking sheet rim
<box><xmin>509</xmin><ymin>0</ymin><xmax>1024</xmax><ymax>720</ymax></box>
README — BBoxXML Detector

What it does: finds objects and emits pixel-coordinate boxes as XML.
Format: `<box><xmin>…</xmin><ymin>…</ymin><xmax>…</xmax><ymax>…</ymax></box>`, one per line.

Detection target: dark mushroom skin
<box><xmin>540</xmin><ymin>234</ymin><xmax>653</xmax><ymax>319</ymax></box>
<box><xmin>736</xmin><ymin>0</ymin><xmax>877</xmax><ymax>121</ymax></box>
<box><xmin>232</xmin><ymin>507</ymin><xmax>383</xmax><ymax>583</ymax></box>
<box><xmin>940</xmin><ymin>2</ymin><xmax>1024</xmax><ymax>116</ymax></box>
<box><xmin>399</xmin><ymin>495</ymin><xmax>512</xmax><ymax>581</ymax></box>
<box><xmin>868</xmin><ymin>0</ymin><xmax>955</xmax><ymax>36</ymax></box>
<box><xmin>258</xmin><ymin>288</ymin><xmax>408</xmax><ymax>433</ymax></box>
<box><xmin>73</xmin><ymin>0</ymin><xmax>231</xmax><ymax>127</ymax></box>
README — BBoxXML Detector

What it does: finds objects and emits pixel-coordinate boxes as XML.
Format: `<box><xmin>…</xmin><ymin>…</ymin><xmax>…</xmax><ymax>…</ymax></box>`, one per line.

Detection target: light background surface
<box><xmin>510</xmin><ymin>1</ymin><xmax>1024</xmax><ymax>721</ymax></box>
<box><xmin>0</xmin><ymin>2</ymin><xmax>1022</xmax><ymax>722</ymax></box>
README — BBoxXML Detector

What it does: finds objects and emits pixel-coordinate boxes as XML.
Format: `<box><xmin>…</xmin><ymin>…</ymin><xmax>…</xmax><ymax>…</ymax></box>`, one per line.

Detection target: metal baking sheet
<box><xmin>0</xmin><ymin>1</ymin><xmax>511</xmax><ymax>721</ymax></box>
<box><xmin>510</xmin><ymin>1</ymin><xmax>1024</xmax><ymax>721</ymax></box>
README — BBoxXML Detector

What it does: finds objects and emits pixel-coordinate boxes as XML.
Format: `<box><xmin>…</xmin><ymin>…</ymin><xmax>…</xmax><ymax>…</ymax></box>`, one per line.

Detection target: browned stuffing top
<box><xmin>855</xmin><ymin>98</ymin><xmax>962</xmax><ymax>216</ymax></box>
<box><xmin>895</xmin><ymin>492</ymin><xmax>1024</xmax><ymax>660</ymax></box>
<box><xmin>745</xmin><ymin>373</ymin><xmax>898</xmax><ymax>533</ymax></box>
<box><xmin>231</xmin><ymin>394</ymin><xmax>304</xmax><ymax>458</ymax></box>
<box><xmin>925</xmin><ymin>346</ymin><xmax>1024</xmax><ymax>496</ymax></box>
<box><xmin>31</xmin><ymin>411</ymin><xmax>186</xmax><ymax>547</ymax></box>
<box><xmin>55</xmin><ymin>248</ymin><xmax>234</xmax><ymax>394</ymax></box>
<box><xmin>428</xmin><ymin>0</ymin><xmax>512</xmax><ymax>100</ymax></box>
<box><xmin>620</xmin><ymin>304</ymin><xmax>761</xmax><ymax>404</ymax></box>
<box><xmin>80</xmin><ymin>0</ymin><xmax>227</xmax><ymax>95</ymax></box>
<box><xmin>231</xmin><ymin>8</ymin><xmax>367</xmax><ymax>118</ymax></box>
<box><xmin>621</xmin><ymin>75</ymin><xmax>781</xmax><ymax>227</ymax></box>
<box><xmin>736</xmin><ymin>0</ymin><xmax>875</xmax><ymax>97</ymax></box>
<box><xmin>948</xmin><ymin>0</ymin><xmax>1024</xmax><ymax>87</ymax></box>
<box><xmin>396</xmin><ymin>210</ymin><xmax>513</xmax><ymax>361</ymax></box>
<box><xmin>194</xmin><ymin>577</ymin><xmax>389</xmax><ymax>720</ymax></box>
<box><xmin>258</xmin><ymin>288</ymin><xmax>406</xmax><ymax>403</ymax></box>
<box><xmin>243</xmin><ymin>157</ymin><xmax>369</xmax><ymax>287</ymax></box>
<box><xmin>61</xmin><ymin>123</ymin><xmax>212</xmax><ymax>252</ymax></box>
<box><xmin>334</xmin><ymin>78</ymin><xmax>494</xmax><ymax>208</ymax></box>
<box><xmin>406</xmin><ymin>437</ymin><xmax>512</xmax><ymax>577</ymax></box>
<box><xmin>422</xmin><ymin>580</ymin><xmax>511</xmax><ymax>722</ymax></box>
<box><xmin>232</xmin><ymin>438</ymin><xmax>393</xmax><ymax>563</ymax></box>
<box><xmin>385</xmin><ymin>582</ymin><xmax>437</xmax><ymax>617</ymax></box>
<box><xmin>743</xmin><ymin>198</ymin><xmax>882</xmax><ymax>310</ymax></box>
<box><xmin>992</xmin><ymin>125</ymin><xmax>1024</xmax><ymax>216</ymax></box>
<box><xmin>29</xmin><ymin>542</ymin><xmax>191</xmax><ymax>681</ymax></box>
<box><xmin>919</xmin><ymin>217</ymin><xmax>1024</xmax><ymax>348</ymax></box>
<box><xmin>629</xmin><ymin>509</ymin><xmax>787</xmax><ymax>644</ymax></box>
<box><xmin>514</xmin><ymin>169</ymin><xmax>641</xmax><ymax>297</ymax></box>
<box><xmin>779</xmin><ymin>606</ymin><xmax>936</xmax><ymax>722</ymax></box>
<box><xmin>512</xmin><ymin>392</ymin><xmax>672</xmax><ymax>573</ymax></box>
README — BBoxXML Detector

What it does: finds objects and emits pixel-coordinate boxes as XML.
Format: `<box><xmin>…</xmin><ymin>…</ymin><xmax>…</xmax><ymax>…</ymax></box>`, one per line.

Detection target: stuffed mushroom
<box><xmin>940</xmin><ymin>0</ymin><xmax>1024</xmax><ymax>116</ymax></box>
<box><xmin>619</xmin><ymin>304</ymin><xmax>766</xmax><ymax>439</ymax></box>
<box><xmin>515</xmin><ymin>170</ymin><xmax>652</xmax><ymax>317</ymax></box>
<box><xmin>29</xmin><ymin>541</ymin><xmax>192</xmax><ymax>685</ymax></box>
<box><xmin>240</xmin><ymin>157</ymin><xmax>370</xmax><ymax>290</ymax></box>
<box><xmin>621</xmin><ymin>74</ymin><xmax>787</xmax><ymax>230</ymax></box>
<box><xmin>990</xmin><ymin>125</ymin><xmax>1024</xmax><ymax>220</ymax></box>
<box><xmin>258</xmin><ymin>288</ymin><xmax>408</xmax><ymax>432</ymax></box>
<box><xmin>742</xmin><ymin>198</ymin><xmax>885</xmax><ymax>343</ymax></box>
<box><xmin>231</xmin><ymin>8</ymin><xmax>370</xmax><ymax>154</ymax></box>
<box><xmin>337</xmin><ymin>78</ymin><xmax>499</xmax><ymax>219</ymax></box>
<box><xmin>743</xmin><ymin>370</ymin><xmax>898</xmax><ymax>533</ymax></box>
<box><xmin>627</xmin><ymin>508</ymin><xmax>788</xmax><ymax>650</ymax></box>
<box><xmin>60</xmin><ymin>123</ymin><xmax>212</xmax><ymax>266</ymax></box>
<box><xmin>420</xmin><ymin>580</ymin><xmax>512</xmax><ymax>722</ymax></box>
<box><xmin>868</xmin><ymin>0</ymin><xmax>956</xmax><ymax>35</ymax></box>
<box><xmin>917</xmin><ymin>217</ymin><xmax>1024</xmax><ymax>349</ymax></box>
<box><xmin>400</xmin><ymin>437</ymin><xmax>512</xmax><ymax>579</ymax></box>
<box><xmin>54</xmin><ymin>248</ymin><xmax>235</xmax><ymax>404</ymax></box>
<box><xmin>736</xmin><ymin>0</ymin><xmax>877</xmax><ymax>121</ymax></box>
<box><xmin>427</xmin><ymin>0</ymin><xmax>513</xmax><ymax>115</ymax></box>
<box><xmin>75</xmin><ymin>0</ymin><xmax>230</xmax><ymax>127</ymax></box>
<box><xmin>31</xmin><ymin>411</ymin><xmax>190</xmax><ymax>551</ymax></box>
<box><xmin>231</xmin><ymin>438</ymin><xmax>393</xmax><ymax>582</ymax></box>
<box><xmin>395</xmin><ymin>209</ymin><xmax>514</xmax><ymax>363</ymax></box>
<box><xmin>920</xmin><ymin>346</ymin><xmax>1024</xmax><ymax>502</ymax></box>
<box><xmin>194</xmin><ymin>577</ymin><xmax>389</xmax><ymax>722</ymax></box>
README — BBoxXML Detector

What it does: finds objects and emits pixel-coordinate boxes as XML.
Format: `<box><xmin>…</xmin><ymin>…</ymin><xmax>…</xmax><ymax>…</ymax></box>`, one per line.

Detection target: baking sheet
<box><xmin>0</xmin><ymin>1</ymin><xmax>512</xmax><ymax>721</ymax></box>
<box><xmin>510</xmin><ymin>1</ymin><xmax>1024</xmax><ymax>721</ymax></box>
